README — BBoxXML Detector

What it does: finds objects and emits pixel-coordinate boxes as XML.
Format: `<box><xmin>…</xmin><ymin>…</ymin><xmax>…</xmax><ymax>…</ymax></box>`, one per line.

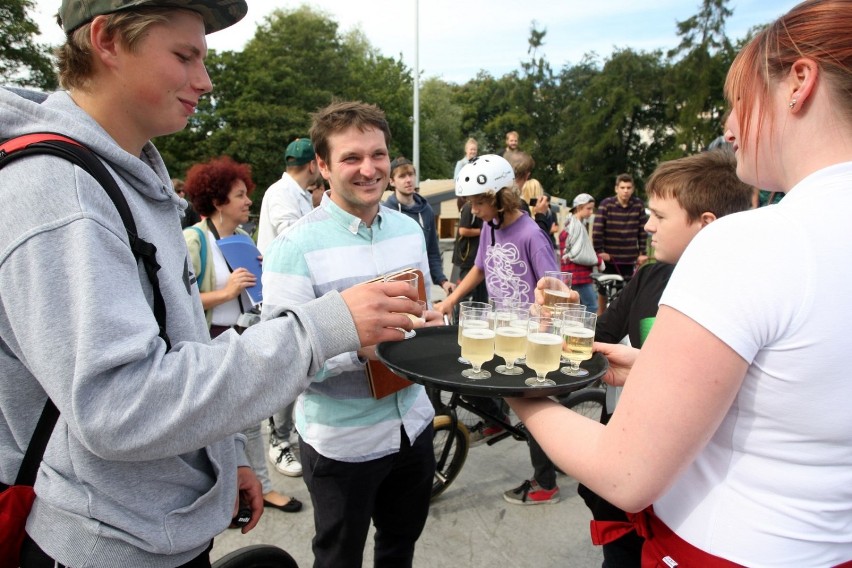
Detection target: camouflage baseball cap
<box><xmin>59</xmin><ymin>0</ymin><xmax>248</xmax><ymax>35</ymax></box>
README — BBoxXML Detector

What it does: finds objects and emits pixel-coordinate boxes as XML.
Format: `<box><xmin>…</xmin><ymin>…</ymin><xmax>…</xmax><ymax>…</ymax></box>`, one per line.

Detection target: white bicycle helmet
<box><xmin>455</xmin><ymin>154</ymin><xmax>515</xmax><ymax>197</ymax></box>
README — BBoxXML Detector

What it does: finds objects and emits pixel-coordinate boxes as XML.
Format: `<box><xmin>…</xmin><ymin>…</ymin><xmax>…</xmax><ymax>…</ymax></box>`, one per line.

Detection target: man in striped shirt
<box><xmin>262</xmin><ymin>101</ymin><xmax>436</xmax><ymax>568</ymax></box>
<box><xmin>593</xmin><ymin>173</ymin><xmax>649</xmax><ymax>280</ymax></box>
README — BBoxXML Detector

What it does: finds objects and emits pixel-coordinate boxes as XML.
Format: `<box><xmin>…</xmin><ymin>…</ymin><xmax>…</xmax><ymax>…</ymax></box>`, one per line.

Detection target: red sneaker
<box><xmin>503</xmin><ymin>480</ymin><xmax>560</xmax><ymax>505</ymax></box>
<box><xmin>469</xmin><ymin>424</ymin><xmax>506</xmax><ymax>447</ymax></box>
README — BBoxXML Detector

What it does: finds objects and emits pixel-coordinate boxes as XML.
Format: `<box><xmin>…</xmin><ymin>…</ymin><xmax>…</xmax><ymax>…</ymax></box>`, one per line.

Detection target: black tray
<box><xmin>376</xmin><ymin>325</ymin><xmax>607</xmax><ymax>398</ymax></box>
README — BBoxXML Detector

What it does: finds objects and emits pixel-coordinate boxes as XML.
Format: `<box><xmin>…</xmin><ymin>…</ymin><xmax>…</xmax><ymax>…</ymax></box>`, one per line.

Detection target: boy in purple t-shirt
<box><xmin>439</xmin><ymin>154</ymin><xmax>557</xmax><ymax>312</ymax></box>
<box><xmin>438</xmin><ymin>155</ymin><xmax>561</xmax><ymax>499</ymax></box>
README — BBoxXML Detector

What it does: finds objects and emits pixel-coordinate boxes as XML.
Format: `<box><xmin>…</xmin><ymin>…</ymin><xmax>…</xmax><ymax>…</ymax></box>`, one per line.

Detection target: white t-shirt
<box><xmin>256</xmin><ymin>172</ymin><xmax>312</xmax><ymax>254</ymax></box>
<box><xmin>655</xmin><ymin>162</ymin><xmax>852</xmax><ymax>566</ymax></box>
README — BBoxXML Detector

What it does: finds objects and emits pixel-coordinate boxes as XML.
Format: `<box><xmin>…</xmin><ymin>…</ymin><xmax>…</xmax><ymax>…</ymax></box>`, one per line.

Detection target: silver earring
<box><xmin>219</xmin><ymin>212</ymin><xmax>223</xmax><ymax>225</ymax></box>
<box><xmin>789</xmin><ymin>99</ymin><xmax>797</xmax><ymax>109</ymax></box>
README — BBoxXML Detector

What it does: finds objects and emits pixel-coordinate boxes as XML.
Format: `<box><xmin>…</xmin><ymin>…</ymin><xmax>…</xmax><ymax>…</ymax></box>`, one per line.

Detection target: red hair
<box><xmin>725</xmin><ymin>0</ymin><xmax>852</xmax><ymax>168</ymax></box>
<box><xmin>183</xmin><ymin>156</ymin><xmax>255</xmax><ymax>217</ymax></box>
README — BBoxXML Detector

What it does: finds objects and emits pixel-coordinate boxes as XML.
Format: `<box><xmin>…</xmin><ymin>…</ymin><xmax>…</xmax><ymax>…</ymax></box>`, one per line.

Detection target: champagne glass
<box><xmin>459</xmin><ymin>307</ymin><xmax>495</xmax><ymax>380</ymax></box>
<box><xmin>524</xmin><ymin>316</ymin><xmax>563</xmax><ymax>387</ymax></box>
<box><xmin>457</xmin><ymin>301</ymin><xmax>490</xmax><ymax>363</ymax></box>
<box><xmin>555</xmin><ymin>304</ymin><xmax>586</xmax><ymax>371</ymax></box>
<box><xmin>513</xmin><ymin>300</ymin><xmax>538</xmax><ymax>365</ymax></box>
<box><xmin>493</xmin><ymin>304</ymin><xmax>530</xmax><ymax>375</ymax></box>
<box><xmin>541</xmin><ymin>271</ymin><xmax>573</xmax><ymax>310</ymax></box>
<box><xmin>489</xmin><ymin>298</ymin><xmax>515</xmax><ymax>359</ymax></box>
<box><xmin>384</xmin><ymin>271</ymin><xmax>420</xmax><ymax>338</ymax></box>
<box><xmin>550</xmin><ymin>301</ymin><xmax>582</xmax><ymax>325</ymax></box>
<box><xmin>561</xmin><ymin>311</ymin><xmax>597</xmax><ymax>377</ymax></box>
<box><xmin>554</xmin><ymin>303</ymin><xmax>585</xmax><ymax>317</ymax></box>
<box><xmin>458</xmin><ymin>300</ymin><xmax>491</xmax><ymax>322</ymax></box>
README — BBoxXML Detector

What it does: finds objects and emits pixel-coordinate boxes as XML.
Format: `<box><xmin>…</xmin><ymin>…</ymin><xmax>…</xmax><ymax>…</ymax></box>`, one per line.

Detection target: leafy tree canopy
<box><xmin>4</xmin><ymin>0</ymin><xmax>757</xmax><ymax>214</ymax></box>
<box><xmin>0</xmin><ymin>0</ymin><xmax>58</xmax><ymax>90</ymax></box>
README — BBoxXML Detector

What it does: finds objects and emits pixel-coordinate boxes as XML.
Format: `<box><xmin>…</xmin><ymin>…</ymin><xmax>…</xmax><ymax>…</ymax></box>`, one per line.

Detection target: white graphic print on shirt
<box><xmin>484</xmin><ymin>242</ymin><xmax>530</xmax><ymax>302</ymax></box>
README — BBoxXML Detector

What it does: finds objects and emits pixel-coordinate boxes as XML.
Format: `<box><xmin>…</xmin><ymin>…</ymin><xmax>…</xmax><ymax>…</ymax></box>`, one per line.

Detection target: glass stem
<box><xmin>505</xmin><ymin>360</ymin><xmax>514</xmax><ymax>370</ymax></box>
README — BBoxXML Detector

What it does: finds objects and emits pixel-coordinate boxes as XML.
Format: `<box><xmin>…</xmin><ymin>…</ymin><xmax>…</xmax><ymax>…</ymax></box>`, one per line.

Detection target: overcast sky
<box><xmin>32</xmin><ymin>0</ymin><xmax>799</xmax><ymax>84</ymax></box>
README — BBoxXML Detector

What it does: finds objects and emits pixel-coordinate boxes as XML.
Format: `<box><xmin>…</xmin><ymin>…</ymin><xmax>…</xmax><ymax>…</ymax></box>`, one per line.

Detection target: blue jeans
<box><xmin>242</xmin><ymin>422</ymin><xmax>273</xmax><ymax>494</ymax></box>
<box><xmin>574</xmin><ymin>282</ymin><xmax>598</xmax><ymax>313</ymax></box>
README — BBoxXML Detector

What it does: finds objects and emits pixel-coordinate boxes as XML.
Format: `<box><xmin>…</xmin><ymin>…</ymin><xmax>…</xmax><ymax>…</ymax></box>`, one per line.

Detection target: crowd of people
<box><xmin>1</xmin><ymin>0</ymin><xmax>850</xmax><ymax>567</ymax></box>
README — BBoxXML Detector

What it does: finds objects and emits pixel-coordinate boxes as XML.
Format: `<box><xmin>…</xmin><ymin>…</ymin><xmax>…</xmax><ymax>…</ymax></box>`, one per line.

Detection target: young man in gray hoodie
<box><xmin>0</xmin><ymin>2</ymin><xmax>421</xmax><ymax>566</ymax></box>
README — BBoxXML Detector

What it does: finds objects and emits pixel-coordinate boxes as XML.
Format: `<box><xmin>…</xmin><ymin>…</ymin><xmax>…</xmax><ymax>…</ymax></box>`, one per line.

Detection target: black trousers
<box><xmin>602</xmin><ymin>261</ymin><xmax>636</xmax><ymax>281</ymax></box>
<box><xmin>20</xmin><ymin>534</ymin><xmax>214</xmax><ymax>568</ymax></box>
<box><xmin>577</xmin><ymin>483</ymin><xmax>643</xmax><ymax>567</ymax></box>
<box><xmin>300</xmin><ymin>423</ymin><xmax>435</xmax><ymax>568</ymax></box>
<box><xmin>528</xmin><ymin>431</ymin><xmax>558</xmax><ymax>490</ymax></box>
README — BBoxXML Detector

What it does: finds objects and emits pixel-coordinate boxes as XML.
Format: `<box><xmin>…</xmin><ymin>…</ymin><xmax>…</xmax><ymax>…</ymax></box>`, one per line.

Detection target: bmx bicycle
<box><xmin>592</xmin><ymin>272</ymin><xmax>625</xmax><ymax>310</ymax></box>
<box><xmin>429</xmin><ymin>381</ymin><xmax>610</xmax><ymax>499</ymax></box>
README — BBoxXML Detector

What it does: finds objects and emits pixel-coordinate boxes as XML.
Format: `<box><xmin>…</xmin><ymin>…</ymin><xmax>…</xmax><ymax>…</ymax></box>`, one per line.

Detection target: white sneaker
<box><xmin>270</xmin><ymin>443</ymin><xmax>302</xmax><ymax>477</ymax></box>
<box><xmin>267</xmin><ymin>434</ymin><xmax>283</xmax><ymax>464</ymax></box>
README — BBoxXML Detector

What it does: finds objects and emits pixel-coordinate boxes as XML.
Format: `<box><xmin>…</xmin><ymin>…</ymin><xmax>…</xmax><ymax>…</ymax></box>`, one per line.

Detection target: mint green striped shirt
<box><xmin>262</xmin><ymin>196</ymin><xmax>434</xmax><ymax>462</ymax></box>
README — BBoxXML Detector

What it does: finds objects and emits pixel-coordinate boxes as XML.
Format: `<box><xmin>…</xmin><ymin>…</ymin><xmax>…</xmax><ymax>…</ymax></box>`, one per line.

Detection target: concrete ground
<box><xmin>211</xmin><ymin>421</ymin><xmax>603</xmax><ymax>568</ymax></box>
<box><xmin>212</xmin><ymin>245</ymin><xmax>603</xmax><ymax>567</ymax></box>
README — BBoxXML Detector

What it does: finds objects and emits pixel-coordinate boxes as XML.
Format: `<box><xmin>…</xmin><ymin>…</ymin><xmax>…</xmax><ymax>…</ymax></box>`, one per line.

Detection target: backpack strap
<box><xmin>11</xmin><ymin>398</ymin><xmax>58</xmax><ymax>487</ymax></box>
<box><xmin>0</xmin><ymin>133</ymin><xmax>171</xmax><ymax>350</ymax></box>
<box><xmin>0</xmin><ymin>132</ymin><xmax>172</xmax><ymax>486</ymax></box>
<box><xmin>188</xmin><ymin>225</ymin><xmax>207</xmax><ymax>283</ymax></box>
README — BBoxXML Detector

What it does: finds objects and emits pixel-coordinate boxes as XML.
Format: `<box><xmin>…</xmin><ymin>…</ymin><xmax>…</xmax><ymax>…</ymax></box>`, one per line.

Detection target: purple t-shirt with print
<box><xmin>475</xmin><ymin>213</ymin><xmax>558</xmax><ymax>303</ymax></box>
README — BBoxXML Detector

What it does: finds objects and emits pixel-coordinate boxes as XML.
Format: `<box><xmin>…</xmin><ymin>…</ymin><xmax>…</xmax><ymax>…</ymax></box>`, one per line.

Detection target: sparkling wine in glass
<box><xmin>555</xmin><ymin>304</ymin><xmax>586</xmax><ymax>371</ymax></box>
<box><xmin>457</xmin><ymin>301</ymin><xmax>490</xmax><ymax>363</ymax></box>
<box><xmin>524</xmin><ymin>316</ymin><xmax>562</xmax><ymax>387</ymax></box>
<box><xmin>542</xmin><ymin>271</ymin><xmax>573</xmax><ymax>309</ymax></box>
<box><xmin>493</xmin><ymin>302</ymin><xmax>530</xmax><ymax>375</ymax></box>
<box><xmin>561</xmin><ymin>311</ymin><xmax>597</xmax><ymax>377</ymax></box>
<box><xmin>460</xmin><ymin>307</ymin><xmax>495</xmax><ymax>380</ymax></box>
<box><xmin>383</xmin><ymin>271</ymin><xmax>420</xmax><ymax>339</ymax></box>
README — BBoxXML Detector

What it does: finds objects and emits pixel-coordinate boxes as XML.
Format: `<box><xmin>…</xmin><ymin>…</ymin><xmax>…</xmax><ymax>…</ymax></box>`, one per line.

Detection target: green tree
<box><xmin>153</xmin><ymin>0</ymin><xmax>762</xmax><ymax>215</ymax></box>
<box><xmin>552</xmin><ymin>49</ymin><xmax>673</xmax><ymax>201</ymax></box>
<box><xmin>156</xmin><ymin>6</ymin><xmax>414</xmax><ymax>207</ymax></box>
<box><xmin>516</xmin><ymin>23</ymin><xmax>565</xmax><ymax>193</ymax></box>
<box><xmin>453</xmin><ymin>71</ymin><xmax>508</xmax><ymax>154</ymax></box>
<box><xmin>339</xmin><ymin>28</ymin><xmax>413</xmax><ymax>166</ymax></box>
<box><xmin>453</xmin><ymin>23</ymin><xmax>556</xmax><ymax>182</ymax></box>
<box><xmin>417</xmin><ymin>78</ymin><xmax>463</xmax><ymax>179</ymax></box>
<box><xmin>0</xmin><ymin>0</ymin><xmax>58</xmax><ymax>90</ymax></box>
<box><xmin>665</xmin><ymin>0</ymin><xmax>736</xmax><ymax>156</ymax></box>
<box><xmin>545</xmin><ymin>56</ymin><xmax>601</xmax><ymax>198</ymax></box>
<box><xmin>209</xmin><ymin>6</ymin><xmax>350</xmax><ymax>192</ymax></box>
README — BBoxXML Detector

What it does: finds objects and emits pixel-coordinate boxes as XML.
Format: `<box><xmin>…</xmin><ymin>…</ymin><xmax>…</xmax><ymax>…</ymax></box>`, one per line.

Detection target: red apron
<box><xmin>591</xmin><ymin>506</ymin><xmax>852</xmax><ymax>568</ymax></box>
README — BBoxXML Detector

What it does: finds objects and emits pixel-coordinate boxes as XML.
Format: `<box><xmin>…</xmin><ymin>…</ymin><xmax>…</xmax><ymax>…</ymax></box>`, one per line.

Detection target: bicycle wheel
<box><xmin>431</xmin><ymin>414</ymin><xmax>470</xmax><ymax>500</ymax></box>
<box><xmin>559</xmin><ymin>387</ymin><xmax>609</xmax><ymax>424</ymax></box>
<box><xmin>212</xmin><ymin>545</ymin><xmax>298</xmax><ymax>568</ymax></box>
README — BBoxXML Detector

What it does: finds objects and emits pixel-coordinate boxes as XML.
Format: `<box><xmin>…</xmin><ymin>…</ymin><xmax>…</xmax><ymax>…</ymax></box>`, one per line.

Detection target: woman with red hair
<box><xmin>183</xmin><ymin>156</ymin><xmax>257</xmax><ymax>331</ymax></box>
<box><xmin>183</xmin><ymin>156</ymin><xmax>302</xmax><ymax>514</ymax></box>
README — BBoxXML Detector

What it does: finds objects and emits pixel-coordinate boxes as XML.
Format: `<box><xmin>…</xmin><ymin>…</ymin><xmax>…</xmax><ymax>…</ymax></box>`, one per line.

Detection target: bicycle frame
<box><xmin>430</xmin><ymin>385</ymin><xmax>608</xmax><ymax>500</ymax></box>
<box><xmin>440</xmin><ymin>391</ymin><xmax>527</xmax><ymax>443</ymax></box>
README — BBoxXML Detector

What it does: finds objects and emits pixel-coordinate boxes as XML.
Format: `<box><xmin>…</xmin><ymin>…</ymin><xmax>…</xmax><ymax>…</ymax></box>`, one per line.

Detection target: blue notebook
<box><xmin>217</xmin><ymin>234</ymin><xmax>263</xmax><ymax>304</ymax></box>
